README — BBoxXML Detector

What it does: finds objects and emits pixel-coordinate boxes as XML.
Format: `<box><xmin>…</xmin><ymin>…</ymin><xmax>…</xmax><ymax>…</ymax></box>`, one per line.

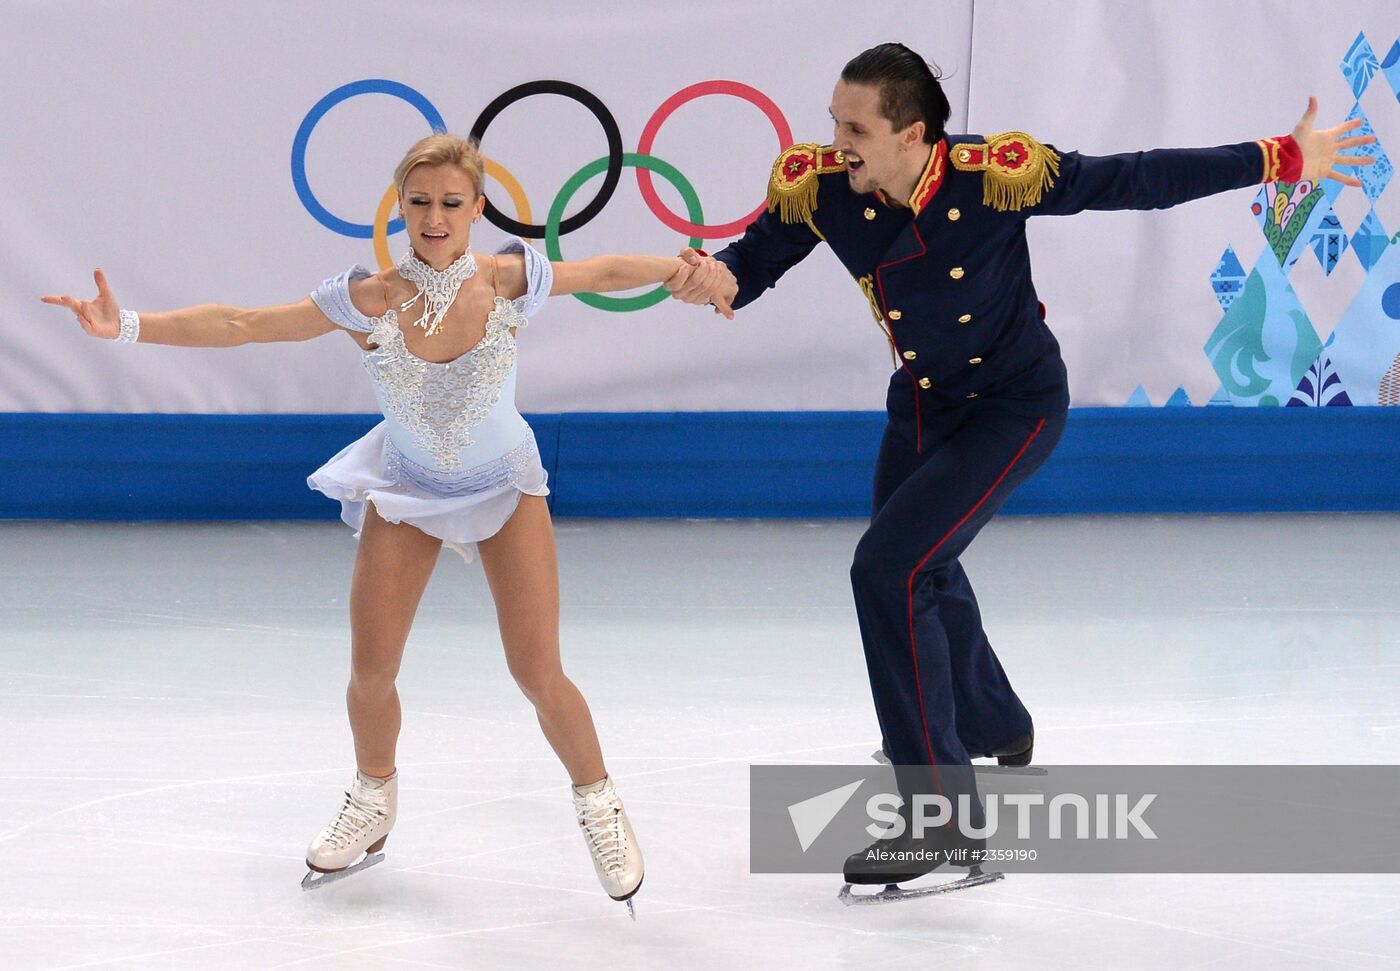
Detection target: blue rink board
<box><xmin>0</xmin><ymin>409</ymin><xmax>1396</xmax><ymax>519</ymax></box>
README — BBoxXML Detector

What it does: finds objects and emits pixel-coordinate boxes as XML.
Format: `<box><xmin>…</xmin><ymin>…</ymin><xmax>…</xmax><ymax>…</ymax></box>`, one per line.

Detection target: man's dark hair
<box><xmin>840</xmin><ymin>43</ymin><xmax>951</xmax><ymax>144</ymax></box>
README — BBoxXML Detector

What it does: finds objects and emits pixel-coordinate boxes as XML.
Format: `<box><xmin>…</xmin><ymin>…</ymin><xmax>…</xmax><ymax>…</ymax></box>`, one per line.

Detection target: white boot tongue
<box><xmin>397</xmin><ymin>248</ymin><xmax>478</xmax><ymax>337</ymax></box>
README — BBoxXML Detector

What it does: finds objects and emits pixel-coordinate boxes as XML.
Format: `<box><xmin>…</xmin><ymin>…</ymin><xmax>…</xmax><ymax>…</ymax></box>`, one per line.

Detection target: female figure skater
<box><xmin>41</xmin><ymin>133</ymin><xmax>701</xmax><ymax>915</ymax></box>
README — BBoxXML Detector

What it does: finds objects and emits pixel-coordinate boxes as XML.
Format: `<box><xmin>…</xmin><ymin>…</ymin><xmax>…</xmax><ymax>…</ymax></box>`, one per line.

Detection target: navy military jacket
<box><xmin>715</xmin><ymin>131</ymin><xmax>1300</xmax><ymax>422</ymax></box>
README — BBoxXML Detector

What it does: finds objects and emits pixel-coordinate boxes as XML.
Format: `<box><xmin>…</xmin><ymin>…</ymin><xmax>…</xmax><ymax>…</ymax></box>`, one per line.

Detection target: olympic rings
<box><xmin>292</xmin><ymin>79</ymin><xmax>446</xmax><ymax>239</ymax></box>
<box><xmin>635</xmin><ymin>80</ymin><xmax>793</xmax><ymax>238</ymax></box>
<box><xmin>469</xmin><ymin>81</ymin><xmax>623</xmax><ymax>239</ymax></box>
<box><xmin>545</xmin><ymin>153</ymin><xmax>702</xmax><ymax>313</ymax></box>
<box><xmin>293</xmin><ymin>77</ymin><xmax>794</xmax><ymax>309</ymax></box>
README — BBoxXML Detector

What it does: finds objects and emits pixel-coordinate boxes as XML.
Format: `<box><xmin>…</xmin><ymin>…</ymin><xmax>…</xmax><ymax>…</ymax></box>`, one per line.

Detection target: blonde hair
<box><xmin>393</xmin><ymin>133</ymin><xmax>486</xmax><ymax>198</ymax></box>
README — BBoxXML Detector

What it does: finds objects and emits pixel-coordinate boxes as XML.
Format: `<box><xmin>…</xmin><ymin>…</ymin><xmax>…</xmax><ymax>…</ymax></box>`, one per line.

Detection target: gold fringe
<box><xmin>954</xmin><ymin>132</ymin><xmax>1062</xmax><ymax>212</ymax></box>
<box><xmin>767</xmin><ymin>143</ymin><xmax>843</xmax><ymax>226</ymax></box>
<box><xmin>769</xmin><ymin>174</ymin><xmax>819</xmax><ymax>226</ymax></box>
<box><xmin>982</xmin><ymin>142</ymin><xmax>1060</xmax><ymax>212</ymax></box>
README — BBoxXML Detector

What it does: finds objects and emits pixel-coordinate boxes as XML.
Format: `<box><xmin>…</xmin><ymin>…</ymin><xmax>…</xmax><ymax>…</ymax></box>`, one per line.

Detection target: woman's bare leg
<box><xmin>477</xmin><ymin>494</ymin><xmax>606</xmax><ymax>785</ymax></box>
<box><xmin>346</xmin><ymin>502</ymin><xmax>443</xmax><ymax>778</ymax></box>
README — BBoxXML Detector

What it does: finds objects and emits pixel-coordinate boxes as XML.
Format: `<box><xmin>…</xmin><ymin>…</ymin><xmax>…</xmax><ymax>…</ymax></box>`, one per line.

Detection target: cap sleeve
<box><xmin>309</xmin><ymin>265</ymin><xmax>377</xmax><ymax>333</ymax></box>
<box><xmin>496</xmin><ymin>238</ymin><xmax>553</xmax><ymax>319</ymax></box>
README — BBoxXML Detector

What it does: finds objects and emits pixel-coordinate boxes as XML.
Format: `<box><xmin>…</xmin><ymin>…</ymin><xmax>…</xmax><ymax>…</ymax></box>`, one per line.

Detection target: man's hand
<box><xmin>1293</xmin><ymin>96</ymin><xmax>1377</xmax><ymax>188</ymax></box>
<box><xmin>664</xmin><ymin>247</ymin><xmax>738</xmax><ymax>320</ymax></box>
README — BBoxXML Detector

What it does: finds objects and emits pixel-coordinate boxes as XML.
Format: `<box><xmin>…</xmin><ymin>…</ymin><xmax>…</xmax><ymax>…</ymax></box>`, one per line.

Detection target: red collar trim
<box><xmin>909</xmin><ymin>140</ymin><xmax>948</xmax><ymax>217</ymax></box>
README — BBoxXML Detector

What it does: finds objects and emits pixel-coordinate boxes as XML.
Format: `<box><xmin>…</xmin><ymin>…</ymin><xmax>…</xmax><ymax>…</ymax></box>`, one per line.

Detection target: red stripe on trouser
<box><xmin>904</xmin><ymin>418</ymin><xmax>1047</xmax><ymax>769</ymax></box>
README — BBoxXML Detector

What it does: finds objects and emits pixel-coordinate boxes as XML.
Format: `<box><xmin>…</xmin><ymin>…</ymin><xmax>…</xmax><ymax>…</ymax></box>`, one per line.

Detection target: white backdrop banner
<box><xmin>969</xmin><ymin>0</ymin><xmax>1400</xmax><ymax>408</ymax></box>
<box><xmin>4</xmin><ymin>1</ymin><xmax>1395</xmax><ymax>413</ymax></box>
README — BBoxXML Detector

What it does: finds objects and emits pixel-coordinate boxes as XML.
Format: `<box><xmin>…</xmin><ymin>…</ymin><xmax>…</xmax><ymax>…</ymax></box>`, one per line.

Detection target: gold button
<box><xmin>947</xmin><ymin>208</ymin><xmax>961</xmax><ymax>221</ymax></box>
<box><xmin>949</xmin><ymin>267</ymin><xmax>965</xmax><ymax>280</ymax></box>
<box><xmin>888</xmin><ymin>309</ymin><xmax>902</xmax><ymax>320</ymax></box>
<box><xmin>834</xmin><ymin>150</ymin><xmax>845</xmax><ymax>163</ymax></box>
<box><xmin>902</xmin><ymin>350</ymin><xmax>917</xmax><ymax>361</ymax></box>
<box><xmin>958</xmin><ymin>313</ymin><xmax>972</xmax><ymax>323</ymax></box>
<box><xmin>958</xmin><ymin>148</ymin><xmax>972</xmax><ymax>163</ymax></box>
<box><xmin>864</xmin><ymin>208</ymin><xmax>876</xmax><ymax>221</ymax></box>
<box><xmin>918</xmin><ymin>377</ymin><xmax>932</xmax><ymax>389</ymax></box>
<box><xmin>969</xmin><ymin>357</ymin><xmax>983</xmax><ymax>365</ymax></box>
<box><xmin>965</xmin><ymin>392</ymin><xmax>978</xmax><ymax>398</ymax></box>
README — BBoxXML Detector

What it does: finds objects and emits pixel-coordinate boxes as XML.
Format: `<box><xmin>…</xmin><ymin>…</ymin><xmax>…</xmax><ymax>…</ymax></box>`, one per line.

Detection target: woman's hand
<box><xmin>41</xmin><ymin>268</ymin><xmax>122</xmax><ymax>340</ymax></box>
<box><xmin>40</xmin><ymin>273</ymin><xmax>336</xmax><ymax>348</ymax></box>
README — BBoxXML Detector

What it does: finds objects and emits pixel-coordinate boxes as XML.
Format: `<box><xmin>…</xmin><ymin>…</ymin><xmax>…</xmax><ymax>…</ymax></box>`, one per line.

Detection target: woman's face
<box><xmin>399</xmin><ymin>163</ymin><xmax>486</xmax><ymax>268</ymax></box>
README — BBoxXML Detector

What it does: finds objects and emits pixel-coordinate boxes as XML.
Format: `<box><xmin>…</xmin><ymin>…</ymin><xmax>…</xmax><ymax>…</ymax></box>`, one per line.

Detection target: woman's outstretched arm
<box><xmin>548</xmin><ymin>254</ymin><xmax>684</xmax><ymax>295</ymax></box>
<box><xmin>41</xmin><ymin>268</ymin><xmax>338</xmax><ymax>346</ymax></box>
<box><xmin>500</xmin><ymin>252</ymin><xmax>734</xmax><ymax>319</ymax></box>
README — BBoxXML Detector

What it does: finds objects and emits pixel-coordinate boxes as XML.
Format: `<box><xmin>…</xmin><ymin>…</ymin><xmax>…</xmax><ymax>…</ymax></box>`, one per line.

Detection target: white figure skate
<box><xmin>573</xmin><ymin>776</ymin><xmax>644</xmax><ymax>919</ymax></box>
<box><xmin>301</xmin><ymin>771</ymin><xmax>397</xmax><ymax>891</ymax></box>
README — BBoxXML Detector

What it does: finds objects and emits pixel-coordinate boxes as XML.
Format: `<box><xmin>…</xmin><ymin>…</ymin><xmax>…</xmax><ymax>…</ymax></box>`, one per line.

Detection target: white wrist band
<box><xmin>117</xmin><ymin>308</ymin><xmax>140</xmax><ymax>343</ymax></box>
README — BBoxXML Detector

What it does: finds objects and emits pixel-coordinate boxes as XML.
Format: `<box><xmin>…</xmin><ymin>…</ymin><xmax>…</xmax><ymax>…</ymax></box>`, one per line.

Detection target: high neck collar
<box><xmin>874</xmin><ymin>139</ymin><xmax>950</xmax><ymax>217</ymax></box>
<box><xmin>396</xmin><ymin>248</ymin><xmax>478</xmax><ymax>337</ymax></box>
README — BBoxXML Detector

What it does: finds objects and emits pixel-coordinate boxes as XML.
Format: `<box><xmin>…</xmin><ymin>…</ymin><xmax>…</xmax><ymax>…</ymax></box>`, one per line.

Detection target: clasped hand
<box><xmin>664</xmin><ymin>248</ymin><xmax>738</xmax><ymax>320</ymax></box>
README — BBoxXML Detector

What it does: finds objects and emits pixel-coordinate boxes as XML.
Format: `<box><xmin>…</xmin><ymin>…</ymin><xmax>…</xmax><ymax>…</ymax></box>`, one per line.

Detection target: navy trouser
<box><xmin>850</xmin><ymin>399</ymin><xmax>1067</xmax><ymax>799</ymax></box>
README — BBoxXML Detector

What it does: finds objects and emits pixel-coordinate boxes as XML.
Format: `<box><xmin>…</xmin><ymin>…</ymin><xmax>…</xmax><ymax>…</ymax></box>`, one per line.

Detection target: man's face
<box><xmin>830</xmin><ymin>80</ymin><xmax>913</xmax><ymax>196</ymax></box>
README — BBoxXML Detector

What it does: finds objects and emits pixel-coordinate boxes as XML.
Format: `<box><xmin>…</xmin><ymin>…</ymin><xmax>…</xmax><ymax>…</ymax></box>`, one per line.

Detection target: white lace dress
<box><xmin>306</xmin><ymin>240</ymin><xmax>552</xmax><ymax>561</ymax></box>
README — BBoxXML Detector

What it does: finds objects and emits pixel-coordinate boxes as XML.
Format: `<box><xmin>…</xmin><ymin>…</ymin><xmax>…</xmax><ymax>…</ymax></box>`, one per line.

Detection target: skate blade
<box><xmin>838</xmin><ymin>866</ymin><xmax>1003</xmax><ymax>905</ymax></box>
<box><xmin>615</xmin><ymin>874</ymin><xmax>643</xmax><ymax>921</ymax></box>
<box><xmin>300</xmin><ymin>851</ymin><xmax>385</xmax><ymax>892</ymax></box>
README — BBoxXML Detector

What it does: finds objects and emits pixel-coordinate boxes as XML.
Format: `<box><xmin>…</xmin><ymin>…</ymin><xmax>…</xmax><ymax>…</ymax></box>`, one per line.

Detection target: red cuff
<box><xmin>1258</xmin><ymin>134</ymin><xmax>1303</xmax><ymax>184</ymax></box>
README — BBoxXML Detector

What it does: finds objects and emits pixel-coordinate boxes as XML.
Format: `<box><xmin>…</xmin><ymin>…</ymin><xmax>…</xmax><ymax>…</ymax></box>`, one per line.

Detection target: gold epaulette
<box><xmin>950</xmin><ymin>131</ymin><xmax>1060</xmax><ymax>212</ymax></box>
<box><xmin>767</xmin><ymin>143</ymin><xmax>847</xmax><ymax>226</ymax></box>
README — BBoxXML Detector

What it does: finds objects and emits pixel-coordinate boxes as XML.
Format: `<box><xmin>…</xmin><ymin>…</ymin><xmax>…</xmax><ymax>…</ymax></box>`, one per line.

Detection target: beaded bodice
<box><xmin>309</xmin><ymin>238</ymin><xmax>554</xmax><ymax>475</ymax></box>
<box><xmin>362</xmin><ymin>296</ymin><xmax>526</xmax><ymax>471</ymax></box>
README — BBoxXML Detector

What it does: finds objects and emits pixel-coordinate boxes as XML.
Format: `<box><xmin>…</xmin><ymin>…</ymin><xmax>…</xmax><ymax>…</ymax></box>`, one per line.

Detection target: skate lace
<box><xmin>577</xmin><ymin>790</ymin><xmax>628</xmax><ymax>874</ymax></box>
<box><xmin>323</xmin><ymin>785</ymin><xmax>388</xmax><ymax>850</ymax></box>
